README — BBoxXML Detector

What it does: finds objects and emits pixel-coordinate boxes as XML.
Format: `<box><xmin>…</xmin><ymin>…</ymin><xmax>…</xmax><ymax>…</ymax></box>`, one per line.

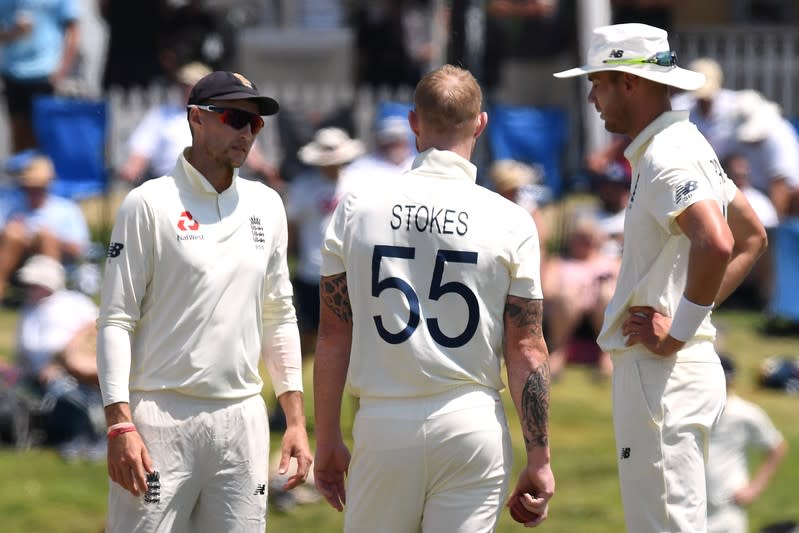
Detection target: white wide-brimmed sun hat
<box><xmin>18</xmin><ymin>254</ymin><xmax>66</xmax><ymax>293</ymax></box>
<box><xmin>298</xmin><ymin>127</ymin><xmax>365</xmax><ymax>167</ymax></box>
<box><xmin>734</xmin><ymin>90</ymin><xmax>782</xmax><ymax>143</ymax></box>
<box><xmin>553</xmin><ymin>23</ymin><xmax>705</xmax><ymax>91</ymax></box>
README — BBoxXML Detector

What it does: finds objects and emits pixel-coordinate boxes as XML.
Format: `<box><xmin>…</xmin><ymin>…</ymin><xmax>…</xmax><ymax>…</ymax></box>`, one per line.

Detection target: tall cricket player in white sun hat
<box><xmin>313</xmin><ymin>64</ymin><xmax>554</xmax><ymax>531</ymax></box>
<box><xmin>554</xmin><ymin>23</ymin><xmax>768</xmax><ymax>533</ymax></box>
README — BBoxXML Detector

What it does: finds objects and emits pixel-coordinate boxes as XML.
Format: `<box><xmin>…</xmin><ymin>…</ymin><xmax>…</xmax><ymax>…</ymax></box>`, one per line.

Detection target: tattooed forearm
<box><xmin>321</xmin><ymin>273</ymin><xmax>352</xmax><ymax>324</ymax></box>
<box><xmin>504</xmin><ymin>296</ymin><xmax>544</xmax><ymax>337</ymax></box>
<box><xmin>521</xmin><ymin>363</ymin><xmax>550</xmax><ymax>450</ymax></box>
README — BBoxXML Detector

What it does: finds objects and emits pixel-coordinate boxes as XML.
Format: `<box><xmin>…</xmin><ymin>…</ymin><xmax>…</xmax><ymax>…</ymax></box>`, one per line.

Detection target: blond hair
<box><xmin>413</xmin><ymin>64</ymin><xmax>482</xmax><ymax>136</ymax></box>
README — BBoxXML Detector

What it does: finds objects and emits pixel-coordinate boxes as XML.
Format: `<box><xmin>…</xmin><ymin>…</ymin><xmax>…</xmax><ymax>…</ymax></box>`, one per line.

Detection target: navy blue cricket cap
<box><xmin>188</xmin><ymin>71</ymin><xmax>279</xmax><ymax>116</ymax></box>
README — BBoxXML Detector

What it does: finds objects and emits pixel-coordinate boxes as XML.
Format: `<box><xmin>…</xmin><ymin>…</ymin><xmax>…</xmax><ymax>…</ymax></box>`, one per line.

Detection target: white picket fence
<box><xmin>673</xmin><ymin>25</ymin><xmax>799</xmax><ymax>117</ymax></box>
<box><xmin>106</xmin><ymin>83</ymin><xmax>416</xmax><ymax>176</ymax></box>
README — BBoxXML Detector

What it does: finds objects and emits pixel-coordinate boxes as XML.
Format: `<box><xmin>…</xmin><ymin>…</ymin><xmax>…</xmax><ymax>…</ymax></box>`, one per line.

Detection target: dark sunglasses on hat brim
<box><xmin>189</xmin><ymin>104</ymin><xmax>265</xmax><ymax>134</ymax></box>
<box><xmin>602</xmin><ymin>50</ymin><xmax>678</xmax><ymax>68</ymax></box>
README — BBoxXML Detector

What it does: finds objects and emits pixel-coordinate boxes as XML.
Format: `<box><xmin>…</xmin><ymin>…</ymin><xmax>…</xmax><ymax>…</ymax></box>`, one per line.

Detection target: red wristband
<box><xmin>107</xmin><ymin>422</ymin><xmax>137</xmax><ymax>440</ymax></box>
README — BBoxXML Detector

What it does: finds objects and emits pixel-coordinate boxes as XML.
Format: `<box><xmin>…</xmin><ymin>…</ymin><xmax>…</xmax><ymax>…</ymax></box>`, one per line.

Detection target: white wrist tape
<box><xmin>669</xmin><ymin>295</ymin><xmax>713</xmax><ymax>342</ymax></box>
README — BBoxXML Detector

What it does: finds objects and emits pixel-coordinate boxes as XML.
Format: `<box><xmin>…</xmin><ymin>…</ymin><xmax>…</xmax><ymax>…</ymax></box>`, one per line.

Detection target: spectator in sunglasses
<box><xmin>97</xmin><ymin>70</ymin><xmax>311</xmax><ymax>532</ymax></box>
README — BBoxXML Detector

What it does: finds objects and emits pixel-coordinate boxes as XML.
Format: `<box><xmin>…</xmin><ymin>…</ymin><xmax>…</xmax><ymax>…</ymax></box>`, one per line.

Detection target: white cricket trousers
<box><xmin>344</xmin><ymin>385</ymin><xmax>512</xmax><ymax>533</ymax></box>
<box><xmin>611</xmin><ymin>341</ymin><xmax>726</xmax><ymax>533</ymax></box>
<box><xmin>106</xmin><ymin>391</ymin><xmax>270</xmax><ymax>533</ymax></box>
<box><xmin>708</xmin><ymin>501</ymin><xmax>747</xmax><ymax>533</ymax></box>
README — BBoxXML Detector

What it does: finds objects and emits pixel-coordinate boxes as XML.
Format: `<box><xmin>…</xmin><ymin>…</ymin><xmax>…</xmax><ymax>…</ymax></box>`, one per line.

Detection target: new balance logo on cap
<box><xmin>254</xmin><ymin>484</ymin><xmax>266</xmax><ymax>495</ymax></box>
<box><xmin>620</xmin><ymin>447</ymin><xmax>631</xmax><ymax>459</ymax></box>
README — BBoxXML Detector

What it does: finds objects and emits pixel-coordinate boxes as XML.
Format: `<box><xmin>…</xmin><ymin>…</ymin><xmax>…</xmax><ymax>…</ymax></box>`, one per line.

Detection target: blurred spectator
<box><xmin>488</xmin><ymin>158</ymin><xmax>550</xmax><ymax>252</ymax></box>
<box><xmin>722</xmin><ymin>153</ymin><xmax>777</xmax><ymax>309</ymax></box>
<box><xmin>592</xmin><ymin>160</ymin><xmax>631</xmax><ymax>258</ymax></box>
<box><xmin>285</xmin><ymin>127</ymin><xmax>364</xmax><ymax>357</ymax></box>
<box><xmin>0</xmin><ymin>0</ymin><xmax>80</xmax><ymax>152</ymax></box>
<box><xmin>542</xmin><ymin>216</ymin><xmax>618</xmax><ymax>379</ymax></box>
<box><xmin>586</xmin><ymin>134</ymin><xmax>630</xmax><ymax>177</ymax></box>
<box><xmin>611</xmin><ymin>0</ymin><xmax>678</xmax><ymax>32</ymax></box>
<box><xmin>671</xmin><ymin>57</ymin><xmax>739</xmax><ymax>158</ymax></box>
<box><xmin>158</xmin><ymin>0</ymin><xmax>237</xmax><ymax>77</ymax></box>
<box><xmin>707</xmin><ymin>354</ymin><xmax>788</xmax><ymax>533</ymax></box>
<box><xmin>351</xmin><ymin>0</ymin><xmax>432</xmax><ymax>89</ymax></box>
<box><xmin>729</xmin><ymin>90</ymin><xmax>799</xmax><ymax>219</ymax></box>
<box><xmin>344</xmin><ymin>116</ymin><xmax>414</xmax><ymax>187</ymax></box>
<box><xmin>0</xmin><ymin>153</ymin><xmax>89</xmax><ymax>304</ymax></box>
<box><xmin>723</xmin><ymin>153</ymin><xmax>778</xmax><ymax>230</ymax></box>
<box><xmin>295</xmin><ymin>0</ymin><xmax>346</xmax><ymax>28</ymax></box>
<box><xmin>118</xmin><ymin>62</ymin><xmax>283</xmax><ymax>190</ymax></box>
<box><xmin>484</xmin><ymin>0</ymin><xmax>578</xmax><ymax>107</ymax></box>
<box><xmin>13</xmin><ymin>254</ymin><xmax>104</xmax><ymax>458</ymax></box>
<box><xmin>99</xmin><ymin>0</ymin><xmax>167</xmax><ymax>90</ymax></box>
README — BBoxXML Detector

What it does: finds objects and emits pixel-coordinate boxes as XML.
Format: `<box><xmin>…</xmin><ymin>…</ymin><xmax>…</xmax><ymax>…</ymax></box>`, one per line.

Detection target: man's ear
<box><xmin>189</xmin><ymin>106</ymin><xmax>202</xmax><ymax>127</ymax></box>
<box><xmin>474</xmin><ymin>111</ymin><xmax>488</xmax><ymax>138</ymax></box>
<box><xmin>408</xmin><ymin>109</ymin><xmax>420</xmax><ymax>137</ymax></box>
<box><xmin>621</xmin><ymin>72</ymin><xmax>637</xmax><ymax>92</ymax></box>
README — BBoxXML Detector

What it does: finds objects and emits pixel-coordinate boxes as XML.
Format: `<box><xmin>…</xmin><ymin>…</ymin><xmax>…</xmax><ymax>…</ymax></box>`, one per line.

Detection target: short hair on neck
<box><xmin>413</xmin><ymin>64</ymin><xmax>482</xmax><ymax>135</ymax></box>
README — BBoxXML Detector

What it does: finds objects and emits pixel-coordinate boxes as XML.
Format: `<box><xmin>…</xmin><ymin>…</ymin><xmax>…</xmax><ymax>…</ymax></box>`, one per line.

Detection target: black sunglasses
<box><xmin>190</xmin><ymin>104</ymin><xmax>265</xmax><ymax>134</ymax></box>
<box><xmin>602</xmin><ymin>50</ymin><xmax>678</xmax><ymax>68</ymax></box>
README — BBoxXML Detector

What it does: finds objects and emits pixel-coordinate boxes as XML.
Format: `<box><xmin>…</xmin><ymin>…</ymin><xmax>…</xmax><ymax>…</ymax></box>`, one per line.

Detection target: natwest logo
<box><xmin>177</xmin><ymin>211</ymin><xmax>200</xmax><ymax>231</ymax></box>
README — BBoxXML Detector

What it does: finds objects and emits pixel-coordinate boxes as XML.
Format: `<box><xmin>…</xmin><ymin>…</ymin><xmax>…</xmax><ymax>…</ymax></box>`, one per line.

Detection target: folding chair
<box><xmin>31</xmin><ymin>95</ymin><xmax>109</xmax><ymax>202</ymax></box>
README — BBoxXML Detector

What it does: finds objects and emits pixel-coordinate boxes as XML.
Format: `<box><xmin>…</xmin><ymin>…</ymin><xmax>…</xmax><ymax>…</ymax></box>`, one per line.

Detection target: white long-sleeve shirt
<box><xmin>97</xmin><ymin>150</ymin><xmax>302</xmax><ymax>406</ymax></box>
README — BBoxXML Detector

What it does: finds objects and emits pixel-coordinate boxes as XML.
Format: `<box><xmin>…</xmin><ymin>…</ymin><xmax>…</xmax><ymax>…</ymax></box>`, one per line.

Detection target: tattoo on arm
<box><xmin>321</xmin><ymin>273</ymin><xmax>352</xmax><ymax>324</ymax></box>
<box><xmin>505</xmin><ymin>296</ymin><xmax>549</xmax><ymax>449</ymax></box>
<box><xmin>521</xmin><ymin>365</ymin><xmax>550</xmax><ymax>450</ymax></box>
<box><xmin>504</xmin><ymin>296</ymin><xmax>544</xmax><ymax>337</ymax></box>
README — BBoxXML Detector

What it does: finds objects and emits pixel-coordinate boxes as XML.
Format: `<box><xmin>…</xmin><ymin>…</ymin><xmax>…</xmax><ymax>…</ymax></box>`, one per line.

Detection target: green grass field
<box><xmin>0</xmin><ymin>307</ymin><xmax>796</xmax><ymax>533</ymax></box>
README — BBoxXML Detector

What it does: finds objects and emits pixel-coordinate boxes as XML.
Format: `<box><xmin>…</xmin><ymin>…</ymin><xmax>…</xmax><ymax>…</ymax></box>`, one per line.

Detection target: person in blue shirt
<box><xmin>0</xmin><ymin>151</ymin><xmax>89</xmax><ymax>303</ymax></box>
<box><xmin>0</xmin><ymin>0</ymin><xmax>80</xmax><ymax>152</ymax></box>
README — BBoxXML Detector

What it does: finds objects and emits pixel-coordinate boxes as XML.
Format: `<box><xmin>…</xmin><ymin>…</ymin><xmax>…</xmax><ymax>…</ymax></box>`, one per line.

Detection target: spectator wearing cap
<box><xmin>706</xmin><ymin>353</ymin><xmax>788</xmax><ymax>533</ymax></box>
<box><xmin>13</xmin><ymin>254</ymin><xmax>104</xmax><ymax>457</ymax></box>
<box><xmin>592</xmin><ymin>159</ymin><xmax>631</xmax><ymax>257</ymax></box>
<box><xmin>728</xmin><ymin>90</ymin><xmax>799</xmax><ymax>219</ymax></box>
<box><xmin>671</xmin><ymin>57</ymin><xmax>739</xmax><ymax>158</ymax></box>
<box><xmin>0</xmin><ymin>152</ymin><xmax>89</xmax><ymax>304</ymax></box>
<box><xmin>285</xmin><ymin>127</ymin><xmax>365</xmax><ymax>358</ymax></box>
<box><xmin>343</xmin><ymin>116</ymin><xmax>415</xmax><ymax>189</ymax></box>
<box><xmin>118</xmin><ymin>62</ymin><xmax>284</xmax><ymax>192</ymax></box>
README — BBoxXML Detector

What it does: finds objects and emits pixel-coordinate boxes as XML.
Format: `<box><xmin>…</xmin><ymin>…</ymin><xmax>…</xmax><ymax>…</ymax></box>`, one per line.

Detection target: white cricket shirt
<box><xmin>97</xmin><ymin>150</ymin><xmax>300</xmax><ymax>405</ymax></box>
<box><xmin>597</xmin><ymin>111</ymin><xmax>737</xmax><ymax>353</ymax></box>
<box><xmin>321</xmin><ymin>148</ymin><xmax>543</xmax><ymax>399</ymax></box>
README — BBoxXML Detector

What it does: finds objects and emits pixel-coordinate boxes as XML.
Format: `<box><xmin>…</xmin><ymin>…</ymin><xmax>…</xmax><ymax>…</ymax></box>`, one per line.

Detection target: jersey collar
<box><xmin>411</xmin><ymin>148</ymin><xmax>477</xmax><ymax>184</ymax></box>
<box><xmin>624</xmin><ymin>110</ymin><xmax>690</xmax><ymax>163</ymax></box>
<box><xmin>176</xmin><ymin>148</ymin><xmax>241</xmax><ymax>195</ymax></box>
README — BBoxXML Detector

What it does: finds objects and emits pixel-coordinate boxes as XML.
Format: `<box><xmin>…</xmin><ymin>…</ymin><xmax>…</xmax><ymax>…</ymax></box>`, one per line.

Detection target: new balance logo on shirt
<box><xmin>620</xmin><ymin>447</ymin><xmax>631</xmax><ymax>459</ymax></box>
<box><xmin>253</xmin><ymin>484</ymin><xmax>266</xmax><ymax>495</ymax></box>
<box><xmin>674</xmin><ymin>180</ymin><xmax>699</xmax><ymax>205</ymax></box>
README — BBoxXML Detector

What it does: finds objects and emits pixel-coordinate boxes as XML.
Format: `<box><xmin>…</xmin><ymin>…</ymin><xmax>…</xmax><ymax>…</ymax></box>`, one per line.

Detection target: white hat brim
<box><xmin>299</xmin><ymin>140</ymin><xmax>365</xmax><ymax>167</ymax></box>
<box><xmin>553</xmin><ymin>64</ymin><xmax>705</xmax><ymax>91</ymax></box>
